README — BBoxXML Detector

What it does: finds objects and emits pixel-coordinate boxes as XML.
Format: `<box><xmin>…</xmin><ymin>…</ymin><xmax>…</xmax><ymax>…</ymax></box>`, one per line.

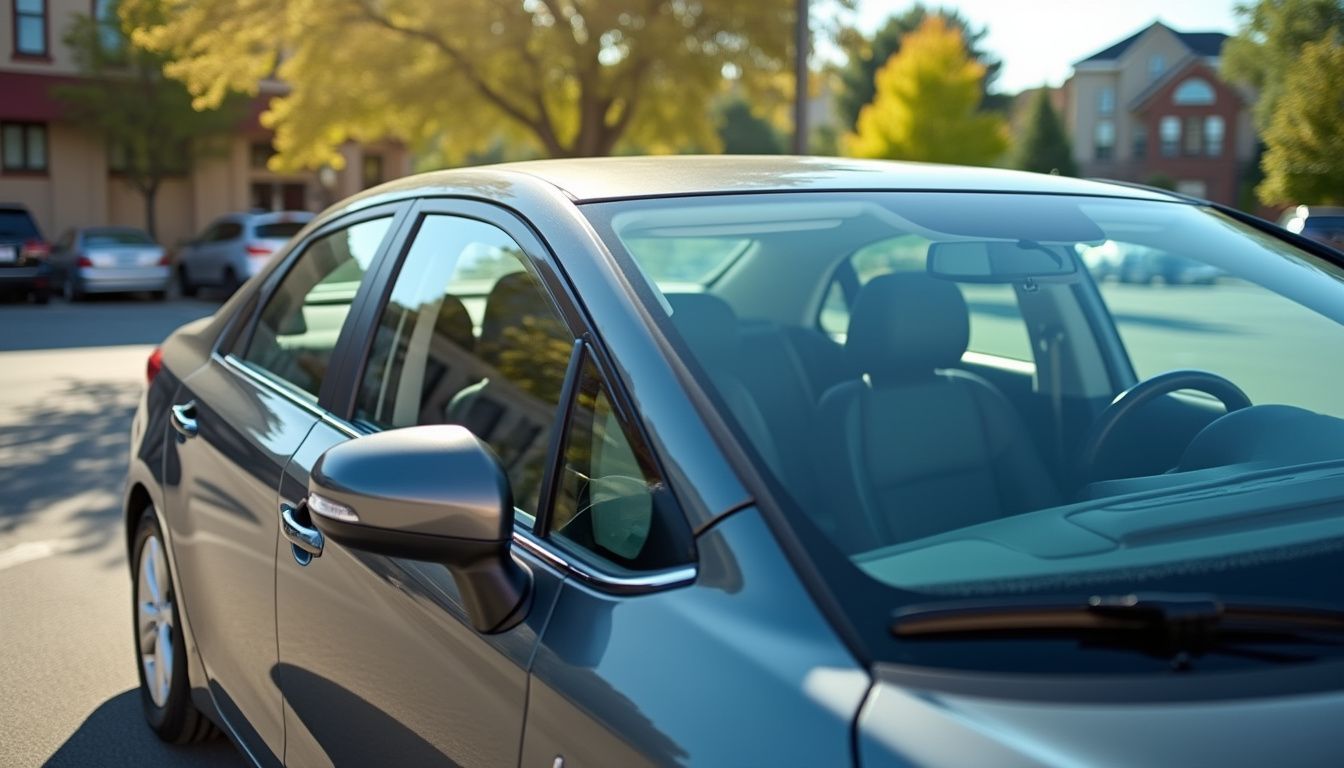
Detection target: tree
<box><xmin>842</xmin><ymin>17</ymin><xmax>1007</xmax><ymax>165</ymax></box>
<box><xmin>1257</xmin><ymin>34</ymin><xmax>1344</xmax><ymax>204</ymax></box>
<box><xmin>833</xmin><ymin>4</ymin><xmax>1001</xmax><ymax>133</ymax></box>
<box><xmin>1010</xmin><ymin>88</ymin><xmax>1076</xmax><ymax>176</ymax></box>
<box><xmin>1222</xmin><ymin>0</ymin><xmax>1344</xmax><ymax>132</ymax></box>
<box><xmin>126</xmin><ymin>0</ymin><xmax>796</xmax><ymax>170</ymax></box>
<box><xmin>55</xmin><ymin>0</ymin><xmax>241</xmax><ymax>239</ymax></box>
<box><xmin>717</xmin><ymin>98</ymin><xmax>784</xmax><ymax>155</ymax></box>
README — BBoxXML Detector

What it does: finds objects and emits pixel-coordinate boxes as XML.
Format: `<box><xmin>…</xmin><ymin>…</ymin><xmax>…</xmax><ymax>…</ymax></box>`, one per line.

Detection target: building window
<box><xmin>1204</xmin><ymin>116</ymin><xmax>1225</xmax><ymax>157</ymax></box>
<box><xmin>1098</xmin><ymin>86</ymin><xmax>1116</xmax><ymax>116</ymax></box>
<box><xmin>1159</xmin><ymin>116</ymin><xmax>1181</xmax><ymax>157</ymax></box>
<box><xmin>250</xmin><ymin>142</ymin><xmax>276</xmax><ymax>170</ymax></box>
<box><xmin>1173</xmin><ymin>78</ymin><xmax>1216</xmax><ymax>106</ymax></box>
<box><xmin>1094</xmin><ymin>120</ymin><xmax>1116</xmax><ymax>161</ymax></box>
<box><xmin>1176</xmin><ymin>180</ymin><xmax>1207</xmax><ymax>198</ymax></box>
<box><xmin>1133</xmin><ymin>126</ymin><xmax>1148</xmax><ymax>159</ymax></box>
<box><xmin>94</xmin><ymin>0</ymin><xmax>124</xmax><ymax>55</ymax></box>
<box><xmin>1</xmin><ymin>123</ymin><xmax>48</xmax><ymax>172</ymax></box>
<box><xmin>14</xmin><ymin>0</ymin><xmax>48</xmax><ymax>57</ymax></box>
<box><xmin>361</xmin><ymin>154</ymin><xmax>384</xmax><ymax>189</ymax></box>
<box><xmin>1148</xmin><ymin>54</ymin><xmax>1166</xmax><ymax>80</ymax></box>
<box><xmin>1184</xmin><ymin>116</ymin><xmax>1203</xmax><ymax>156</ymax></box>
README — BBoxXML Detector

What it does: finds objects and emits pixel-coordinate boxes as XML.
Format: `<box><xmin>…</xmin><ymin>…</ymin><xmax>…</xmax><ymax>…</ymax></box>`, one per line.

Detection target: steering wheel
<box><xmin>1077</xmin><ymin>369</ymin><xmax>1252</xmax><ymax>482</ymax></box>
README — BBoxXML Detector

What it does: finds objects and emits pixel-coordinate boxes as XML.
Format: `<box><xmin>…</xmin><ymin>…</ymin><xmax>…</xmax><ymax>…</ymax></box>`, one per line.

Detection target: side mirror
<box><xmin>308</xmin><ymin>425</ymin><xmax>531</xmax><ymax>634</ymax></box>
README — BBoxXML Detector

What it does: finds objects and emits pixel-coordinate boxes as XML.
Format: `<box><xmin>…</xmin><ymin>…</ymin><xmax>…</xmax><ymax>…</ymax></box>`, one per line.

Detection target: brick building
<box><xmin>1065</xmin><ymin>21</ymin><xmax>1258</xmax><ymax>206</ymax></box>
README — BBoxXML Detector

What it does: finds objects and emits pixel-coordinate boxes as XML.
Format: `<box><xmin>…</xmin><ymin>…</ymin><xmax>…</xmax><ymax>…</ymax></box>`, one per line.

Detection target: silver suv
<box><xmin>175</xmin><ymin>210</ymin><xmax>313</xmax><ymax>296</ymax></box>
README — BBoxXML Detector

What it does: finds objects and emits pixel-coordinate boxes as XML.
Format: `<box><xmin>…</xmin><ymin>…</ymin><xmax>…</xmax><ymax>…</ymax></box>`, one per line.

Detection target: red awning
<box><xmin>0</xmin><ymin>71</ymin><xmax>86</xmax><ymax>122</ymax></box>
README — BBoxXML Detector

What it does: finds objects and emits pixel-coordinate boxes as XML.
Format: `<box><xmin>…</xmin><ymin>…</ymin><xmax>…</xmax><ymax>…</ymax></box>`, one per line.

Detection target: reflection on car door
<box><xmin>161</xmin><ymin>212</ymin><xmax>397</xmax><ymax>763</ymax></box>
<box><xmin>274</xmin><ymin>204</ymin><xmax>575</xmax><ymax>766</ymax></box>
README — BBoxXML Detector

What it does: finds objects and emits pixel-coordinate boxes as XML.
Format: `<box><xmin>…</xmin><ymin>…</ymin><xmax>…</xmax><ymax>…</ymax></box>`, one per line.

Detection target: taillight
<box><xmin>245</xmin><ymin>243</ymin><xmax>272</xmax><ymax>256</ymax></box>
<box><xmin>21</xmin><ymin>239</ymin><xmax>49</xmax><ymax>259</ymax></box>
<box><xmin>147</xmin><ymin>347</ymin><xmax>164</xmax><ymax>385</ymax></box>
<box><xmin>157</xmin><ymin>252</ymin><xmax>171</xmax><ymax>266</ymax></box>
<box><xmin>77</xmin><ymin>256</ymin><xmax>94</xmax><ymax>268</ymax></box>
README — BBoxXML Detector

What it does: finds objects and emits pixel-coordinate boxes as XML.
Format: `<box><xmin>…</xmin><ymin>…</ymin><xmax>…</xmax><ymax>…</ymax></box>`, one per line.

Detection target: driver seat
<box><xmin>816</xmin><ymin>273</ymin><xmax>1058</xmax><ymax>550</ymax></box>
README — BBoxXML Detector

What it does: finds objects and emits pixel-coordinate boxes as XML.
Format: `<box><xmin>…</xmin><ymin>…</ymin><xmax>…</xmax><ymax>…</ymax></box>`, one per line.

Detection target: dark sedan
<box><xmin>125</xmin><ymin>157</ymin><xmax>1344</xmax><ymax>767</ymax></box>
<box><xmin>0</xmin><ymin>203</ymin><xmax>52</xmax><ymax>303</ymax></box>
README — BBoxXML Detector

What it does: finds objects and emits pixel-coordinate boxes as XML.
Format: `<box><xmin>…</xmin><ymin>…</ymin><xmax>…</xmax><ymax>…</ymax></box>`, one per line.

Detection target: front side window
<box><xmin>239</xmin><ymin>217</ymin><xmax>391</xmax><ymax>398</ymax></box>
<box><xmin>14</xmin><ymin>0</ymin><xmax>47</xmax><ymax>57</ymax></box>
<box><xmin>586</xmin><ymin>191</ymin><xmax>1344</xmax><ymax>672</ymax></box>
<box><xmin>354</xmin><ymin>214</ymin><xmax>572</xmax><ymax>519</ymax></box>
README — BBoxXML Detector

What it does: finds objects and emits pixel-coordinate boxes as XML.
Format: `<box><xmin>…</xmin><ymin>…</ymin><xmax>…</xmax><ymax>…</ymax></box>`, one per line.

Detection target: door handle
<box><xmin>170</xmin><ymin>401</ymin><xmax>198</xmax><ymax>438</ymax></box>
<box><xmin>281</xmin><ymin>501</ymin><xmax>324</xmax><ymax>564</ymax></box>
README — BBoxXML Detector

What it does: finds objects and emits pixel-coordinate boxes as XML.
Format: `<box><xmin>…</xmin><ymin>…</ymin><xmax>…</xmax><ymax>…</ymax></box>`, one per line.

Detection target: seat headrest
<box><xmin>845</xmin><ymin>273</ymin><xmax>969</xmax><ymax>382</ymax></box>
<box><xmin>434</xmin><ymin>293</ymin><xmax>474</xmax><ymax>351</ymax></box>
<box><xmin>478</xmin><ymin>271</ymin><xmax>547</xmax><ymax>365</ymax></box>
<box><xmin>666</xmin><ymin>293</ymin><xmax>739</xmax><ymax>361</ymax></box>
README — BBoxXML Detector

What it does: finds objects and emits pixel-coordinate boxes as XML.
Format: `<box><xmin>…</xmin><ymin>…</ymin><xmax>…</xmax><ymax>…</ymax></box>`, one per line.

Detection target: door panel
<box><xmin>163</xmin><ymin>359</ymin><xmax>318</xmax><ymax>762</ymax></box>
<box><xmin>276</xmin><ymin>421</ymin><xmax>565</xmax><ymax>767</ymax></box>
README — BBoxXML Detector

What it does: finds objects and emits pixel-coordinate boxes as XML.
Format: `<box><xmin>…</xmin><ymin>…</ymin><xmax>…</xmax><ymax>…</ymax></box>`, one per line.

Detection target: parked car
<box><xmin>174</xmin><ymin>210</ymin><xmax>313</xmax><ymax>297</ymax></box>
<box><xmin>50</xmin><ymin>226</ymin><xmax>170</xmax><ymax>301</ymax></box>
<box><xmin>0</xmin><ymin>203</ymin><xmax>52</xmax><ymax>303</ymax></box>
<box><xmin>1279</xmin><ymin>205</ymin><xmax>1344</xmax><ymax>250</ymax></box>
<box><xmin>126</xmin><ymin>157</ymin><xmax>1344</xmax><ymax>767</ymax></box>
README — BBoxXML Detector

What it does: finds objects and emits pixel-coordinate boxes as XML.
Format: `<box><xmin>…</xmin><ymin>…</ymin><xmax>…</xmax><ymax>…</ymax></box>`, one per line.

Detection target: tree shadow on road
<box><xmin>0</xmin><ymin>378</ymin><xmax>142</xmax><ymax>569</ymax></box>
<box><xmin>43</xmin><ymin>689</ymin><xmax>241</xmax><ymax>767</ymax></box>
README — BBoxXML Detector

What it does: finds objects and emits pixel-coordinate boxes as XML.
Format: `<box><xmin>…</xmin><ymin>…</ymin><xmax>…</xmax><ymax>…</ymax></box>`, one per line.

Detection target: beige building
<box><xmin>1065</xmin><ymin>22</ymin><xmax>1257</xmax><ymax>206</ymax></box>
<box><xmin>1</xmin><ymin>0</ymin><xmax>410</xmax><ymax>246</ymax></box>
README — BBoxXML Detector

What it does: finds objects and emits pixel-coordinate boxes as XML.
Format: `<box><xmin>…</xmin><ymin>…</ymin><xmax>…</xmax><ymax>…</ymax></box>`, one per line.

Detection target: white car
<box><xmin>174</xmin><ymin>210</ymin><xmax>313</xmax><ymax>296</ymax></box>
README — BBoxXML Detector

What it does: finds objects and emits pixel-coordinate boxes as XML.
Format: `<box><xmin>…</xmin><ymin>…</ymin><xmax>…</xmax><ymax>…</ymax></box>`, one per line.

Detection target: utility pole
<box><xmin>793</xmin><ymin>0</ymin><xmax>809</xmax><ymax>154</ymax></box>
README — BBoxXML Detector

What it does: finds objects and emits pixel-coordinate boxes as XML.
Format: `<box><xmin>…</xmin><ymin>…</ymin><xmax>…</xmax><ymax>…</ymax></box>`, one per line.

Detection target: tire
<box><xmin>177</xmin><ymin>265</ymin><xmax>198</xmax><ymax>298</ymax></box>
<box><xmin>148</xmin><ymin>290</ymin><xmax>167</xmax><ymax>302</ymax></box>
<box><xmin>31</xmin><ymin>287</ymin><xmax>49</xmax><ymax>305</ymax></box>
<box><xmin>132</xmin><ymin>509</ymin><xmax>217</xmax><ymax>743</ymax></box>
<box><xmin>62</xmin><ymin>276</ymin><xmax>81</xmax><ymax>303</ymax></box>
<box><xmin>222</xmin><ymin>267</ymin><xmax>240</xmax><ymax>296</ymax></box>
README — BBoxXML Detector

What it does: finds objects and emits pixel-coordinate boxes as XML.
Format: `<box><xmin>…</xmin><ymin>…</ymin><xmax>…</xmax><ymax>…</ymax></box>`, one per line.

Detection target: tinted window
<box><xmin>84</xmin><ymin>229</ymin><xmax>154</xmax><ymax>247</ymax></box>
<box><xmin>256</xmin><ymin>222</ymin><xmax>307</xmax><ymax>239</ymax></box>
<box><xmin>551</xmin><ymin>354</ymin><xmax>690</xmax><ymax>570</ymax></box>
<box><xmin>213</xmin><ymin>223</ymin><xmax>244</xmax><ymax>242</ymax></box>
<box><xmin>355</xmin><ymin>214</ymin><xmax>570</xmax><ymax>519</ymax></box>
<box><xmin>0</xmin><ymin>210</ymin><xmax>40</xmax><ymax>240</ymax></box>
<box><xmin>240</xmin><ymin>217</ymin><xmax>391</xmax><ymax>398</ymax></box>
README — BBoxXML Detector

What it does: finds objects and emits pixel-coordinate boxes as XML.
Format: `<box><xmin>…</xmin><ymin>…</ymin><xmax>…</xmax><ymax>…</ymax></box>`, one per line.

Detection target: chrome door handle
<box><xmin>170</xmin><ymin>401</ymin><xmax>198</xmax><ymax>438</ymax></box>
<box><xmin>281</xmin><ymin>502</ymin><xmax>324</xmax><ymax>564</ymax></box>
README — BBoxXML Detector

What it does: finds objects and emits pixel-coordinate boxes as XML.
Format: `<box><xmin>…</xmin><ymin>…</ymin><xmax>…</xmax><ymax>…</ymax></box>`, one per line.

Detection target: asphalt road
<box><xmin>0</xmin><ymin>296</ymin><xmax>242</xmax><ymax>768</ymax></box>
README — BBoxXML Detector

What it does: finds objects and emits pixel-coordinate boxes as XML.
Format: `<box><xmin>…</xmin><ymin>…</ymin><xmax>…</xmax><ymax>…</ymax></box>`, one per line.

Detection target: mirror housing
<box><xmin>308</xmin><ymin>425</ymin><xmax>531</xmax><ymax>634</ymax></box>
<box><xmin>927</xmin><ymin>240</ymin><xmax>1077</xmax><ymax>283</ymax></box>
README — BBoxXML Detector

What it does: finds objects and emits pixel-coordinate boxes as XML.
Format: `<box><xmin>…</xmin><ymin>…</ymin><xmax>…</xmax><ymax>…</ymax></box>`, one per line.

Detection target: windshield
<box><xmin>585</xmin><ymin>192</ymin><xmax>1344</xmax><ymax>668</ymax></box>
<box><xmin>0</xmin><ymin>210</ymin><xmax>40</xmax><ymax>240</ymax></box>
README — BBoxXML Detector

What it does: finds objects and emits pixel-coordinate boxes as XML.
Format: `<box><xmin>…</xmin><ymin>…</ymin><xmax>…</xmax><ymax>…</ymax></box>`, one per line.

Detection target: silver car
<box><xmin>175</xmin><ymin>210</ymin><xmax>313</xmax><ymax>297</ymax></box>
<box><xmin>51</xmin><ymin>226</ymin><xmax>170</xmax><ymax>301</ymax></box>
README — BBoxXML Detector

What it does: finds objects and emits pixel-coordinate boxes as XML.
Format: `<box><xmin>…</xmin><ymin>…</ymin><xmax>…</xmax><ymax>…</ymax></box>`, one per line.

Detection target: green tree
<box><xmin>833</xmin><ymin>4</ymin><xmax>1001</xmax><ymax>132</ymax></box>
<box><xmin>1257</xmin><ymin>34</ymin><xmax>1344</xmax><ymax>204</ymax></box>
<box><xmin>1010</xmin><ymin>88</ymin><xmax>1076</xmax><ymax>176</ymax></box>
<box><xmin>716</xmin><ymin>98</ymin><xmax>784</xmax><ymax>155</ymax></box>
<box><xmin>127</xmin><ymin>0</ymin><xmax>798</xmax><ymax>170</ymax></box>
<box><xmin>843</xmin><ymin>17</ymin><xmax>1007</xmax><ymax>165</ymax></box>
<box><xmin>55</xmin><ymin>0</ymin><xmax>241</xmax><ymax>238</ymax></box>
<box><xmin>1222</xmin><ymin>0</ymin><xmax>1344</xmax><ymax>132</ymax></box>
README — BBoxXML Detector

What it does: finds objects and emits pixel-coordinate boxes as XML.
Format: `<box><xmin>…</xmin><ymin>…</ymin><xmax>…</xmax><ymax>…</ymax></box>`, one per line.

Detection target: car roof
<box><xmin>353</xmin><ymin>155</ymin><xmax>1187</xmax><ymax>206</ymax></box>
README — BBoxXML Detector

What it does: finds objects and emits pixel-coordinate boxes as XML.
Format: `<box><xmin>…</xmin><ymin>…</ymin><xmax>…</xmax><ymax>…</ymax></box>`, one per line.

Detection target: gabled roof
<box><xmin>1075</xmin><ymin>21</ymin><xmax>1228</xmax><ymax>65</ymax></box>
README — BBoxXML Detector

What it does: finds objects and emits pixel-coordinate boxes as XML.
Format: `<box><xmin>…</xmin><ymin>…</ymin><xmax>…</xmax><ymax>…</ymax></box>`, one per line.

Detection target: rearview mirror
<box><xmin>927</xmin><ymin>240</ymin><xmax>1077</xmax><ymax>282</ymax></box>
<box><xmin>308</xmin><ymin>425</ymin><xmax>531</xmax><ymax>634</ymax></box>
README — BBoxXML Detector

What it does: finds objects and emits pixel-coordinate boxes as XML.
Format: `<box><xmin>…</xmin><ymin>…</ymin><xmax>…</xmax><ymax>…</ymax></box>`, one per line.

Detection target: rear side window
<box><xmin>212</xmin><ymin>222</ymin><xmax>244</xmax><ymax>242</ymax></box>
<box><xmin>256</xmin><ymin>222</ymin><xmax>306</xmax><ymax>239</ymax></box>
<box><xmin>239</xmin><ymin>217</ymin><xmax>391</xmax><ymax>398</ymax></box>
<box><xmin>819</xmin><ymin>236</ymin><xmax>1035</xmax><ymax>363</ymax></box>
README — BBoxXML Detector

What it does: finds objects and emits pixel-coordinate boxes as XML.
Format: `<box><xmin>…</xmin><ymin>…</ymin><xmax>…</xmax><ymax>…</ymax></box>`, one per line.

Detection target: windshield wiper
<box><xmin>892</xmin><ymin>592</ymin><xmax>1344</xmax><ymax>660</ymax></box>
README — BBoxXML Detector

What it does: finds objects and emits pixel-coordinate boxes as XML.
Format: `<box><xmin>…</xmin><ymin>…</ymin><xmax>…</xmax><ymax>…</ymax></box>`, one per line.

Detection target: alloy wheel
<box><xmin>137</xmin><ymin>534</ymin><xmax>175</xmax><ymax>708</ymax></box>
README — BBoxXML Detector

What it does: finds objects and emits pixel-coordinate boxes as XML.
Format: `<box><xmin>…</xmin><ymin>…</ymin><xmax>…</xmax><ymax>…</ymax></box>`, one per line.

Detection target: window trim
<box><xmin>12</xmin><ymin>0</ymin><xmax>49</xmax><ymax>60</ymax></box>
<box><xmin>1</xmin><ymin>122</ymin><xmax>48</xmax><ymax>174</ymax></box>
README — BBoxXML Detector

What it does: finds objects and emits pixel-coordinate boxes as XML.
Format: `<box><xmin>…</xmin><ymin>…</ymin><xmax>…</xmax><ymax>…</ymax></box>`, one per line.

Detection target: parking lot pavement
<box><xmin>0</xmin><ymin>296</ymin><xmax>241</xmax><ymax>767</ymax></box>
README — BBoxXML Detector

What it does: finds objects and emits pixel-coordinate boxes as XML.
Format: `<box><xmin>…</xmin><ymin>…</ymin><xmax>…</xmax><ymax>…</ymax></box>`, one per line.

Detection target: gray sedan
<box><xmin>51</xmin><ymin>226</ymin><xmax>169</xmax><ymax>301</ymax></box>
<box><xmin>125</xmin><ymin>157</ymin><xmax>1344</xmax><ymax>766</ymax></box>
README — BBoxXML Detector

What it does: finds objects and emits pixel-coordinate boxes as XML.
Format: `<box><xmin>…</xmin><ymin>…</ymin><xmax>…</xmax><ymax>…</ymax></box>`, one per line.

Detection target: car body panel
<box><xmin>857</xmin><ymin>663</ymin><xmax>1344</xmax><ymax>767</ymax></box>
<box><xmin>274</xmin><ymin>419</ymin><xmax>566</xmax><ymax>766</ymax></box>
<box><xmin>523</xmin><ymin>508</ymin><xmax>867</xmax><ymax>766</ymax></box>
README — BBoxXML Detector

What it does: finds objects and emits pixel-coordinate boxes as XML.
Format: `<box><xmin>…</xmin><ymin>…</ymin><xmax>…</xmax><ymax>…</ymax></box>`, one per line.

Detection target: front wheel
<box><xmin>132</xmin><ymin>509</ymin><xmax>217</xmax><ymax>743</ymax></box>
<box><xmin>177</xmin><ymin>266</ymin><xmax>197</xmax><ymax>298</ymax></box>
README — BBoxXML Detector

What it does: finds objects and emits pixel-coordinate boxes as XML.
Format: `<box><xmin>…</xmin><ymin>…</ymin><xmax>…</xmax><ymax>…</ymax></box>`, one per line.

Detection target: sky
<box><xmin>842</xmin><ymin>0</ymin><xmax>1243</xmax><ymax>93</ymax></box>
